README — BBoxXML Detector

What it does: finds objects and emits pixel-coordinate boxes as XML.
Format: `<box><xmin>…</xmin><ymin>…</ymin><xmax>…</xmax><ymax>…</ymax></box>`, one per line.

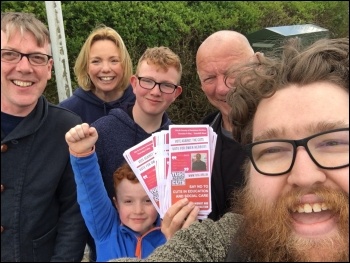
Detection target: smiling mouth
<box><xmin>13</xmin><ymin>80</ymin><xmax>33</xmax><ymax>87</ymax></box>
<box><xmin>291</xmin><ymin>202</ymin><xmax>330</xmax><ymax>213</ymax></box>
<box><xmin>290</xmin><ymin>201</ymin><xmax>336</xmax><ymax>229</ymax></box>
<box><xmin>99</xmin><ymin>77</ymin><xmax>114</xmax><ymax>81</ymax></box>
<box><xmin>132</xmin><ymin>218</ymin><xmax>146</xmax><ymax>222</ymax></box>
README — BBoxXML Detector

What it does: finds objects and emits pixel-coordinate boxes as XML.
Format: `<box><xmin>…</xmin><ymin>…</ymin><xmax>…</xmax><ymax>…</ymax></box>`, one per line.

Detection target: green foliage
<box><xmin>1</xmin><ymin>1</ymin><xmax>349</xmax><ymax>124</ymax></box>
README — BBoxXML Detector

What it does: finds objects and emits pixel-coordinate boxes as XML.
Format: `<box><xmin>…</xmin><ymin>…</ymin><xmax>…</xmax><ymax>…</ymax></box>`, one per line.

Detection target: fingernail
<box><xmin>188</xmin><ymin>202</ymin><xmax>195</xmax><ymax>208</ymax></box>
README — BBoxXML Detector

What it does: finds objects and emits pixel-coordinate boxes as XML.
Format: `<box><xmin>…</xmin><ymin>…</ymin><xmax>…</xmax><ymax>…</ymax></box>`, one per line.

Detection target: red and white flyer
<box><xmin>123</xmin><ymin>136</ymin><xmax>160</xmax><ymax>213</ymax></box>
<box><xmin>123</xmin><ymin>124</ymin><xmax>217</xmax><ymax>219</ymax></box>
<box><xmin>167</xmin><ymin>124</ymin><xmax>216</xmax><ymax>219</ymax></box>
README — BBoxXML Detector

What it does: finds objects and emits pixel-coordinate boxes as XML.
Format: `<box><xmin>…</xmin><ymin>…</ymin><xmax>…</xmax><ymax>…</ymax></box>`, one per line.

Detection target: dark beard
<box><xmin>226</xmin><ymin>183</ymin><xmax>349</xmax><ymax>262</ymax></box>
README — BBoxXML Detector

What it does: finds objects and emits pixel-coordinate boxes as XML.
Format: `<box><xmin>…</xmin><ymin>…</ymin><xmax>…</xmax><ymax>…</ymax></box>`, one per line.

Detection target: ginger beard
<box><xmin>228</xmin><ymin>170</ymin><xmax>349</xmax><ymax>262</ymax></box>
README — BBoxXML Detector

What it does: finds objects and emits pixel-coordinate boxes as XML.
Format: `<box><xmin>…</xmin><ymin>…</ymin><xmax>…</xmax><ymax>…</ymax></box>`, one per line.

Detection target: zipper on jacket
<box><xmin>134</xmin><ymin>226</ymin><xmax>161</xmax><ymax>259</ymax></box>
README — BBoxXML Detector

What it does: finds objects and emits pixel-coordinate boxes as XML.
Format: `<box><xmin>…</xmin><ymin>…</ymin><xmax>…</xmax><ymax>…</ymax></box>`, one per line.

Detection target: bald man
<box><xmin>196</xmin><ymin>30</ymin><xmax>256</xmax><ymax>220</ymax></box>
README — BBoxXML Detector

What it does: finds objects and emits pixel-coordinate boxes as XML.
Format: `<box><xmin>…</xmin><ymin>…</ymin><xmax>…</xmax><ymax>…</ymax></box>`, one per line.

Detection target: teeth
<box><xmin>100</xmin><ymin>77</ymin><xmax>113</xmax><ymax>81</ymax></box>
<box><xmin>13</xmin><ymin>80</ymin><xmax>33</xmax><ymax>87</ymax></box>
<box><xmin>313</xmin><ymin>203</ymin><xmax>322</xmax><ymax>212</ymax></box>
<box><xmin>293</xmin><ymin>202</ymin><xmax>328</xmax><ymax>213</ymax></box>
<box><xmin>304</xmin><ymin>204</ymin><xmax>312</xmax><ymax>213</ymax></box>
<box><xmin>322</xmin><ymin>203</ymin><xmax>328</xmax><ymax>210</ymax></box>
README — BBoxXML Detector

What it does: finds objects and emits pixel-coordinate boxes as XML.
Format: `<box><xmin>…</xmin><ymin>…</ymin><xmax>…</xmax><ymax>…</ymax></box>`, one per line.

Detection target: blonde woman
<box><xmin>60</xmin><ymin>25</ymin><xmax>135</xmax><ymax>123</ymax></box>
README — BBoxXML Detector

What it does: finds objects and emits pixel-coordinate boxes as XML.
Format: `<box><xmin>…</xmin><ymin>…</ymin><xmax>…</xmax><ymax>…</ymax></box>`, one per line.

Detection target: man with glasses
<box><xmin>87</xmin><ymin>46</ymin><xmax>182</xmax><ymax>207</ymax></box>
<box><xmin>1</xmin><ymin>12</ymin><xmax>87</xmax><ymax>261</ymax></box>
<box><xmin>110</xmin><ymin>37</ymin><xmax>349</xmax><ymax>262</ymax></box>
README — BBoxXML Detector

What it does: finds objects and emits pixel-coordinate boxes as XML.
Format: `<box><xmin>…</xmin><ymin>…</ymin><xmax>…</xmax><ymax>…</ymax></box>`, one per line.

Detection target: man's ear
<box><xmin>174</xmin><ymin>85</ymin><xmax>183</xmax><ymax>99</ymax></box>
<box><xmin>130</xmin><ymin>75</ymin><xmax>138</xmax><ymax>90</ymax></box>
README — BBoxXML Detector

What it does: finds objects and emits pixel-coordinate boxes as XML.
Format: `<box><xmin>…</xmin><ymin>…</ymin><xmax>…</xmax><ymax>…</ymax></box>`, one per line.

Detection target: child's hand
<box><xmin>65</xmin><ymin>123</ymin><xmax>98</xmax><ymax>154</ymax></box>
<box><xmin>161</xmin><ymin>198</ymin><xmax>199</xmax><ymax>240</ymax></box>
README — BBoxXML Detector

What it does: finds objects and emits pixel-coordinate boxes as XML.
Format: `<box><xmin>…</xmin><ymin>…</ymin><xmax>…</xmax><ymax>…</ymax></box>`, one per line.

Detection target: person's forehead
<box><xmin>138</xmin><ymin>60</ymin><xmax>166</xmax><ymax>72</ymax></box>
<box><xmin>197</xmin><ymin>58</ymin><xmax>238</xmax><ymax>75</ymax></box>
<box><xmin>197</xmin><ymin>52</ymin><xmax>251</xmax><ymax>73</ymax></box>
<box><xmin>90</xmin><ymin>39</ymin><xmax>120</xmax><ymax>52</ymax></box>
<box><xmin>138</xmin><ymin>61</ymin><xmax>180</xmax><ymax>81</ymax></box>
<box><xmin>1</xmin><ymin>29</ymin><xmax>49</xmax><ymax>53</ymax></box>
<box><xmin>253</xmin><ymin>83</ymin><xmax>349</xmax><ymax>139</ymax></box>
<box><xmin>117</xmin><ymin>180</ymin><xmax>142</xmax><ymax>193</ymax></box>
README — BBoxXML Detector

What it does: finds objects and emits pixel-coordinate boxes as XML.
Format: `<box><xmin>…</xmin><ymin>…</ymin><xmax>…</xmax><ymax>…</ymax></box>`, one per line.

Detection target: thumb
<box><xmin>88</xmin><ymin>126</ymin><xmax>98</xmax><ymax>139</ymax></box>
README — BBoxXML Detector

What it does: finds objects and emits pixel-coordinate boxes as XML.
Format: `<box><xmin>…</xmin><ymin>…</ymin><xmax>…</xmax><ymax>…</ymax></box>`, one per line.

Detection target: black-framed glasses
<box><xmin>244</xmin><ymin>128</ymin><xmax>349</xmax><ymax>176</ymax></box>
<box><xmin>1</xmin><ymin>49</ymin><xmax>52</xmax><ymax>66</ymax></box>
<box><xmin>137</xmin><ymin>76</ymin><xmax>178</xmax><ymax>94</ymax></box>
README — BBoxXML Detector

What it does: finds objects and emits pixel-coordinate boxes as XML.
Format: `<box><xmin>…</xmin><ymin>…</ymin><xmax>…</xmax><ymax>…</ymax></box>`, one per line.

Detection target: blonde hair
<box><xmin>74</xmin><ymin>25</ymin><xmax>132</xmax><ymax>91</ymax></box>
<box><xmin>136</xmin><ymin>46</ymin><xmax>182</xmax><ymax>84</ymax></box>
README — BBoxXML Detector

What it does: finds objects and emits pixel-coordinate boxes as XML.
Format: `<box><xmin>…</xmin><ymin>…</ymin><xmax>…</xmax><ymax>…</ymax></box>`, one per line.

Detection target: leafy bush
<box><xmin>2</xmin><ymin>1</ymin><xmax>349</xmax><ymax>124</ymax></box>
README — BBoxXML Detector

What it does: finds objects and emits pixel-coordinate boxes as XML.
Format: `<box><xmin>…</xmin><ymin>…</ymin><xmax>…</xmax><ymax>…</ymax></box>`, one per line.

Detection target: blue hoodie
<box><xmin>92</xmin><ymin>106</ymin><xmax>172</xmax><ymax>205</ymax></box>
<box><xmin>59</xmin><ymin>85</ymin><xmax>136</xmax><ymax>124</ymax></box>
<box><xmin>70</xmin><ymin>152</ymin><xmax>166</xmax><ymax>262</ymax></box>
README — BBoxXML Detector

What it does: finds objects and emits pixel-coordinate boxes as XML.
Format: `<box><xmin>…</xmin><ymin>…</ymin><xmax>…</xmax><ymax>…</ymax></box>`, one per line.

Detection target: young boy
<box><xmin>66</xmin><ymin>123</ymin><xmax>164</xmax><ymax>261</ymax></box>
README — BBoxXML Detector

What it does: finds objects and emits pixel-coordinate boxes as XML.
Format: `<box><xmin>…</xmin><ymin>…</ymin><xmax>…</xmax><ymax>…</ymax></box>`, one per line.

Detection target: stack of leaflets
<box><xmin>123</xmin><ymin>124</ymin><xmax>217</xmax><ymax>219</ymax></box>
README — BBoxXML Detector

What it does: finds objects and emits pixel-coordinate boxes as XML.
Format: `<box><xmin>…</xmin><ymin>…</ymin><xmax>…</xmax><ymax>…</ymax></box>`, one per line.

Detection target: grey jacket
<box><xmin>109</xmin><ymin>212</ymin><xmax>243</xmax><ymax>262</ymax></box>
<box><xmin>1</xmin><ymin>96</ymin><xmax>88</xmax><ymax>262</ymax></box>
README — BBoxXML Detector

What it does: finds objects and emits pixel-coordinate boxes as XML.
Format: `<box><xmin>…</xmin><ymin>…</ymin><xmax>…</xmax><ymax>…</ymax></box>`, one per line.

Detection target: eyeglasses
<box><xmin>1</xmin><ymin>49</ymin><xmax>52</xmax><ymax>66</ymax></box>
<box><xmin>244</xmin><ymin>128</ymin><xmax>349</xmax><ymax>176</ymax></box>
<box><xmin>137</xmin><ymin>76</ymin><xmax>178</xmax><ymax>94</ymax></box>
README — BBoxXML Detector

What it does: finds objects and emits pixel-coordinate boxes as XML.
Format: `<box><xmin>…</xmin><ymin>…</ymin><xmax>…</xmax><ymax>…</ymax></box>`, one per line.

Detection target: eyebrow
<box><xmin>253</xmin><ymin>121</ymin><xmax>348</xmax><ymax>142</ymax></box>
<box><xmin>253</xmin><ymin>128</ymin><xmax>284</xmax><ymax>142</ymax></box>
<box><xmin>138</xmin><ymin>76</ymin><xmax>177</xmax><ymax>84</ymax></box>
<box><xmin>89</xmin><ymin>55</ymin><xmax>120</xmax><ymax>60</ymax></box>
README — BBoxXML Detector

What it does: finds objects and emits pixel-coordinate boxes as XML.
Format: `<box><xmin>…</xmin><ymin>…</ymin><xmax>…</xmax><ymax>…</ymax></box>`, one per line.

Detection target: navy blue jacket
<box><xmin>1</xmin><ymin>96</ymin><xmax>88</xmax><ymax>261</ymax></box>
<box><xmin>59</xmin><ymin>85</ymin><xmax>136</xmax><ymax>124</ymax></box>
<box><xmin>92</xmin><ymin>106</ymin><xmax>172</xmax><ymax>204</ymax></box>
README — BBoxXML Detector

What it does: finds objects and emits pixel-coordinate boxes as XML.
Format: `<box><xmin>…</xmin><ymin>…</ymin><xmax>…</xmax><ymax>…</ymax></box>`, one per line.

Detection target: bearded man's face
<box><xmin>228</xmin><ymin>84</ymin><xmax>349</xmax><ymax>262</ymax></box>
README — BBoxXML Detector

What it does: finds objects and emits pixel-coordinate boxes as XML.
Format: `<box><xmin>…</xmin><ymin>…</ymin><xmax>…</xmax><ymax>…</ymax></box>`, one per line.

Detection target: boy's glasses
<box><xmin>137</xmin><ymin>76</ymin><xmax>178</xmax><ymax>94</ymax></box>
<box><xmin>244</xmin><ymin>128</ymin><xmax>349</xmax><ymax>176</ymax></box>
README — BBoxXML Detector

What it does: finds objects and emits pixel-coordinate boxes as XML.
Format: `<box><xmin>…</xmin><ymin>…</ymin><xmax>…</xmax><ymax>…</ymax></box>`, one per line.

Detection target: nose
<box><xmin>287</xmin><ymin>147</ymin><xmax>327</xmax><ymax>187</ymax></box>
<box><xmin>216</xmin><ymin>75</ymin><xmax>230</xmax><ymax>96</ymax></box>
<box><xmin>101</xmin><ymin>61</ymin><xmax>111</xmax><ymax>72</ymax></box>
<box><xmin>16</xmin><ymin>56</ymin><xmax>33</xmax><ymax>72</ymax></box>
<box><xmin>134</xmin><ymin>202</ymin><xmax>144</xmax><ymax>214</ymax></box>
<box><xmin>150</xmin><ymin>83</ymin><xmax>162</xmax><ymax>95</ymax></box>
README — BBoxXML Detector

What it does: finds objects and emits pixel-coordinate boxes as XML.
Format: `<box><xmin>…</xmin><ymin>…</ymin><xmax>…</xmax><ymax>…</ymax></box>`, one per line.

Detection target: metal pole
<box><xmin>45</xmin><ymin>1</ymin><xmax>72</xmax><ymax>102</ymax></box>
